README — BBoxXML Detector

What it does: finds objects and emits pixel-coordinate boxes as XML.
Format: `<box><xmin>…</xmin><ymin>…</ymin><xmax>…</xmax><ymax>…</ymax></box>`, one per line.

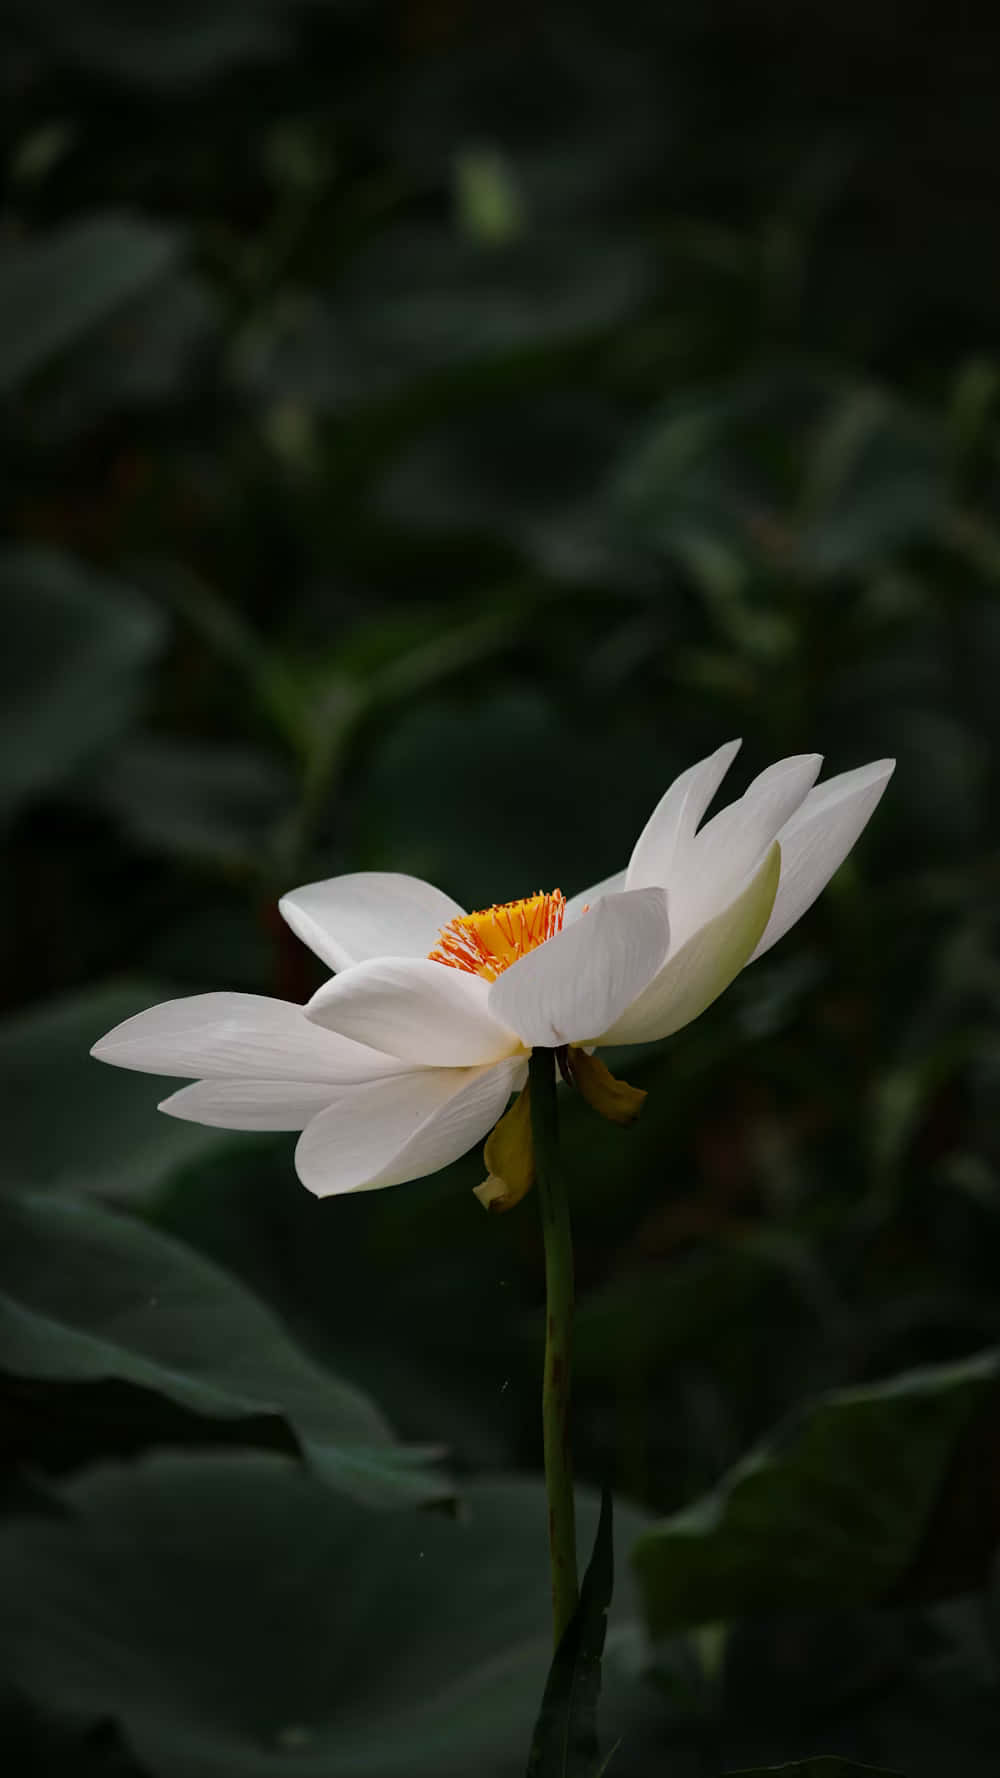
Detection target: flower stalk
<box><xmin>529</xmin><ymin>1043</ymin><xmax>579</xmax><ymax>1647</ymax></box>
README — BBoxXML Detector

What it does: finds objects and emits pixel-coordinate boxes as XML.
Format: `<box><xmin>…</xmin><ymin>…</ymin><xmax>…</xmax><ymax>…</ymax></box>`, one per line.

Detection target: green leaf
<box><xmin>240</xmin><ymin>228</ymin><xmax>653</xmax><ymax>411</ymax></box>
<box><xmin>0</xmin><ymin>983</ymin><xmax>234</xmax><ymax>1199</ymax></box>
<box><xmin>357</xmin><ymin>690</ymin><xmax>667</xmax><ymax>912</ymax></box>
<box><xmin>33</xmin><ymin>0</ymin><xmax>290</xmax><ymax>88</ymax></box>
<box><xmin>0</xmin><ymin>550</ymin><xmax>166</xmax><ymax>818</ymax></box>
<box><xmin>633</xmin><ymin>1351</ymin><xmax>1000</xmax><ymax>1636</ymax></box>
<box><xmin>798</xmin><ymin>391</ymin><xmax>945</xmax><ymax>576</ymax></box>
<box><xmin>718</xmin><ymin>1756</ymin><xmax>900</xmax><ymax>1770</ymax></box>
<box><xmin>527</xmin><ymin>1488</ymin><xmax>615</xmax><ymax>1778</ymax></box>
<box><xmin>28</xmin><ymin>270</ymin><xmax>219</xmax><ymax>443</ymax></box>
<box><xmin>375</xmin><ymin>396</ymin><xmax>629</xmax><ymax>584</ymax></box>
<box><xmin>574</xmin><ymin>1235</ymin><xmax>818</xmax><ymax>1379</ymax></box>
<box><xmin>92</xmin><ymin>736</ymin><xmax>294</xmax><ymax>872</ymax></box>
<box><xmin>0</xmin><ymin>1191</ymin><xmax>442</xmax><ymax>1507</ymax></box>
<box><xmin>0</xmin><ymin>1680</ymin><xmax>147</xmax><ymax>1777</ymax></box>
<box><xmin>725</xmin><ymin>1764</ymin><xmax>903</xmax><ymax>1776</ymax></box>
<box><xmin>0</xmin><ymin>1454</ymin><xmax>648</xmax><ymax>1778</ymax></box>
<box><xmin>0</xmin><ymin>214</ymin><xmax>179</xmax><ymax>393</ymax></box>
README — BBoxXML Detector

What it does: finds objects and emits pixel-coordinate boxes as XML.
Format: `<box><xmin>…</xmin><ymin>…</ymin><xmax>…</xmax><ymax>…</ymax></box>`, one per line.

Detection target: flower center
<box><xmin>429</xmin><ymin>889</ymin><xmax>566</xmax><ymax>982</ymax></box>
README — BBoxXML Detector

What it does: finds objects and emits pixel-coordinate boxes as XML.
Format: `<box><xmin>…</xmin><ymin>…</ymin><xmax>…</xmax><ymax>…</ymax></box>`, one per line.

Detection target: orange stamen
<box><xmin>429</xmin><ymin>889</ymin><xmax>566</xmax><ymax>982</ymax></box>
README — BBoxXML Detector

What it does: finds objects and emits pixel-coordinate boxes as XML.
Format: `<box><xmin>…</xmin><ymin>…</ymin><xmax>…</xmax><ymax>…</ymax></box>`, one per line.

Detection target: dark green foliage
<box><xmin>0</xmin><ymin>1191</ymin><xmax>444</xmax><ymax>1504</ymax></box>
<box><xmin>2</xmin><ymin>3</ymin><xmax>1000</xmax><ymax>1772</ymax></box>
<box><xmin>0</xmin><ymin>983</ymin><xmax>232</xmax><ymax>1194</ymax></box>
<box><xmin>0</xmin><ymin>215</ymin><xmax>179</xmax><ymax>395</ymax></box>
<box><xmin>0</xmin><ymin>550</ymin><xmax>165</xmax><ymax>819</ymax></box>
<box><xmin>0</xmin><ymin>1459</ymin><xmax>650</xmax><ymax>1778</ymax></box>
<box><xmin>634</xmin><ymin>1353</ymin><xmax>1000</xmax><ymax>1634</ymax></box>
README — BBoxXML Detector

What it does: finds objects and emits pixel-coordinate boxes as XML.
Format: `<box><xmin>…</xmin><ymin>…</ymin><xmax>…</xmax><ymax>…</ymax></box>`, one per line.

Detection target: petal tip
<box><xmin>302</xmin><ymin>986</ymin><xmax>329</xmax><ymax>1027</ymax></box>
<box><xmin>863</xmin><ymin>757</ymin><xmax>896</xmax><ymax>798</ymax></box>
<box><xmin>713</xmin><ymin>736</ymin><xmax>743</xmax><ymax>772</ymax></box>
<box><xmin>292</xmin><ymin>1128</ymin><xmax>326</xmax><ymax>1198</ymax></box>
<box><xmin>784</xmin><ymin>750</ymin><xmax>824</xmax><ymax>780</ymax></box>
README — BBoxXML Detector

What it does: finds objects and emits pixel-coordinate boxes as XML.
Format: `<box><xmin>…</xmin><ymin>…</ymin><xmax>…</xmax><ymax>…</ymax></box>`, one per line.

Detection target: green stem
<box><xmin>529</xmin><ymin>1044</ymin><xmax>579</xmax><ymax>1648</ymax></box>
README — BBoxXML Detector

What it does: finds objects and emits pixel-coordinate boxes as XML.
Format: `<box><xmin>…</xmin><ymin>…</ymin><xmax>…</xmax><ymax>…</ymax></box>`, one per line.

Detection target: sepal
<box><xmin>565</xmin><ymin>1047</ymin><xmax>646</xmax><ymax>1125</ymax></box>
<box><xmin>474</xmin><ymin>1083</ymin><xmax>535</xmax><ymax>1212</ymax></box>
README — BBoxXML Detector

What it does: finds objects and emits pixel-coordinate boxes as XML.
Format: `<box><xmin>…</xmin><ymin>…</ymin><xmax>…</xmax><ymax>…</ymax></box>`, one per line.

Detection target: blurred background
<box><xmin>3</xmin><ymin>3</ymin><xmax>1000</xmax><ymax>1774</ymax></box>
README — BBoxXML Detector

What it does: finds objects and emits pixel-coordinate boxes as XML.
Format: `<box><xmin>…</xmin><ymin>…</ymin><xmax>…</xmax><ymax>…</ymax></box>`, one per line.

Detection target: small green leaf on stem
<box><xmin>724</xmin><ymin>1761</ymin><xmax>904</xmax><ymax>1776</ymax></box>
<box><xmin>526</xmin><ymin>1487</ymin><xmax>615</xmax><ymax>1778</ymax></box>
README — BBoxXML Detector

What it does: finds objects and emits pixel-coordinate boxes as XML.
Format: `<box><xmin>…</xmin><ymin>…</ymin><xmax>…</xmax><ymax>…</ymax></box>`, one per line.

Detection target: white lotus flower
<box><xmin>91</xmin><ymin>742</ymin><xmax>893</xmax><ymax>1199</ymax></box>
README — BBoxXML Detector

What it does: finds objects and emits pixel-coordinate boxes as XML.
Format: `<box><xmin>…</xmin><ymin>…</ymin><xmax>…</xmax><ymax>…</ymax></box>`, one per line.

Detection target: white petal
<box><xmin>626</xmin><ymin>739</ymin><xmax>742</xmax><ymax>893</ymax></box>
<box><xmin>294</xmin><ymin>1060</ymin><xmax>519</xmax><ymax>1196</ymax></box>
<box><xmin>600</xmin><ymin>841</ymin><xmax>781</xmax><ymax>1045</ymax></box>
<box><xmin>667</xmin><ymin>753</ymin><xmax>821</xmax><ymax>947</ymax></box>
<box><xmin>279</xmin><ymin>871</ymin><xmax>465</xmax><ymax>973</ymax></box>
<box><xmin>564</xmin><ymin>869</ymin><xmax>627</xmax><ymax>924</ymax></box>
<box><xmin>305</xmin><ymin>958</ymin><xmax>521</xmax><ymax>1066</ymax></box>
<box><xmin>89</xmin><ymin>992</ymin><xmax>408</xmax><ymax>1083</ymax></box>
<box><xmin>488</xmin><ymin>887</ymin><xmax>669</xmax><ymax>1049</ymax></box>
<box><xmin>159</xmin><ymin>1078</ymin><xmax>341</xmax><ymax>1131</ymax></box>
<box><xmin>750</xmin><ymin>759</ymin><xmax>895</xmax><ymax>961</ymax></box>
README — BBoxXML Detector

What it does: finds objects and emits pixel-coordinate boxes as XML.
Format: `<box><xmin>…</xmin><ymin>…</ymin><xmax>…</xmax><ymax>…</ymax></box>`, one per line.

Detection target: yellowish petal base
<box><xmin>565</xmin><ymin>1046</ymin><xmax>647</xmax><ymax>1125</ymax></box>
<box><xmin>474</xmin><ymin>1083</ymin><xmax>535</xmax><ymax>1212</ymax></box>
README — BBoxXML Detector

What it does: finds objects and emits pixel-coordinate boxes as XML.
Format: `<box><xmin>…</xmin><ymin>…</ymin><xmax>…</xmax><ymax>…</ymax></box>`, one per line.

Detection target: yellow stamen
<box><xmin>429</xmin><ymin>889</ymin><xmax>565</xmax><ymax>982</ymax></box>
